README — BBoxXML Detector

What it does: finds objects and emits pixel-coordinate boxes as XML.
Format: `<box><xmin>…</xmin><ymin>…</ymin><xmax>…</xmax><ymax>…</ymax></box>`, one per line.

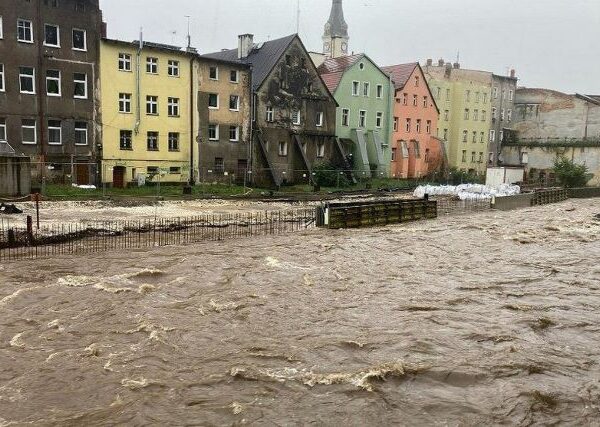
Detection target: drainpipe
<box><xmin>387</xmin><ymin>73</ymin><xmax>394</xmax><ymax>177</ymax></box>
<box><xmin>36</xmin><ymin>0</ymin><xmax>46</xmax><ymax>189</ymax></box>
<box><xmin>249</xmin><ymin>65</ymin><xmax>254</xmax><ymax>185</ymax></box>
<box><xmin>189</xmin><ymin>55</ymin><xmax>196</xmax><ymax>185</ymax></box>
<box><xmin>134</xmin><ymin>30</ymin><xmax>142</xmax><ymax>135</ymax></box>
<box><xmin>584</xmin><ymin>101</ymin><xmax>590</xmax><ymax>140</ymax></box>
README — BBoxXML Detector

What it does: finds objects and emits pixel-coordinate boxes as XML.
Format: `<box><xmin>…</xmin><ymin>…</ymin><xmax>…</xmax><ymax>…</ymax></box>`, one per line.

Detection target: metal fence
<box><xmin>0</xmin><ymin>209</ymin><xmax>316</xmax><ymax>261</ymax></box>
<box><xmin>434</xmin><ymin>197</ymin><xmax>492</xmax><ymax>216</ymax></box>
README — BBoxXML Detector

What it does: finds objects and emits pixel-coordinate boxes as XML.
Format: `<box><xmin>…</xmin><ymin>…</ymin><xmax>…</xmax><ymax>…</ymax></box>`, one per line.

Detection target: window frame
<box><xmin>46</xmin><ymin>69</ymin><xmax>61</xmax><ymax>97</ymax></box>
<box><xmin>316</xmin><ymin>141</ymin><xmax>325</xmax><ymax>158</ymax></box>
<box><xmin>168</xmin><ymin>132</ymin><xmax>180</xmax><ymax>151</ymax></box>
<box><xmin>352</xmin><ymin>81</ymin><xmax>359</xmax><ymax>96</ymax></box>
<box><xmin>208</xmin><ymin>93</ymin><xmax>219</xmax><ymax>109</ymax></box>
<box><xmin>167</xmin><ymin>60</ymin><xmax>180</xmax><ymax>77</ymax></box>
<box><xmin>167</xmin><ymin>97</ymin><xmax>180</xmax><ymax>117</ymax></box>
<box><xmin>0</xmin><ymin>64</ymin><xmax>4</xmax><ymax>92</ymax></box>
<box><xmin>229</xmin><ymin>95</ymin><xmax>240</xmax><ymax>111</ymax></box>
<box><xmin>74</xmin><ymin>121</ymin><xmax>88</xmax><ymax>145</ymax></box>
<box><xmin>278</xmin><ymin>141</ymin><xmax>288</xmax><ymax>157</ymax></box>
<box><xmin>209</xmin><ymin>66</ymin><xmax>218</xmax><ymax>80</ymax></box>
<box><xmin>21</xmin><ymin>119</ymin><xmax>37</xmax><ymax>145</ymax></box>
<box><xmin>0</xmin><ymin>16</ymin><xmax>3</xmax><ymax>40</ymax></box>
<box><xmin>119</xmin><ymin>130</ymin><xmax>133</xmax><ymax>150</ymax></box>
<box><xmin>119</xmin><ymin>93</ymin><xmax>132</xmax><ymax>113</ymax></box>
<box><xmin>146</xmin><ymin>57</ymin><xmax>158</xmax><ymax>74</ymax></box>
<box><xmin>47</xmin><ymin>119</ymin><xmax>62</xmax><ymax>145</ymax></box>
<box><xmin>44</xmin><ymin>23</ymin><xmax>60</xmax><ymax>48</ymax></box>
<box><xmin>358</xmin><ymin>110</ymin><xmax>367</xmax><ymax>128</ymax></box>
<box><xmin>72</xmin><ymin>28</ymin><xmax>87</xmax><ymax>51</ymax></box>
<box><xmin>376</xmin><ymin>112</ymin><xmax>383</xmax><ymax>129</ymax></box>
<box><xmin>229</xmin><ymin>70</ymin><xmax>239</xmax><ymax>83</ymax></box>
<box><xmin>17</xmin><ymin>19</ymin><xmax>34</xmax><ymax>43</ymax></box>
<box><xmin>376</xmin><ymin>84</ymin><xmax>383</xmax><ymax>99</ymax></box>
<box><xmin>73</xmin><ymin>73</ymin><xmax>87</xmax><ymax>99</ymax></box>
<box><xmin>146</xmin><ymin>95</ymin><xmax>158</xmax><ymax>115</ymax></box>
<box><xmin>291</xmin><ymin>110</ymin><xmax>301</xmax><ymax>126</ymax></box>
<box><xmin>0</xmin><ymin>118</ymin><xmax>6</xmax><ymax>142</ymax></box>
<box><xmin>341</xmin><ymin>108</ymin><xmax>349</xmax><ymax>127</ymax></box>
<box><xmin>266</xmin><ymin>106</ymin><xmax>274</xmax><ymax>122</ymax></box>
<box><xmin>146</xmin><ymin>131</ymin><xmax>159</xmax><ymax>151</ymax></box>
<box><xmin>363</xmin><ymin>82</ymin><xmax>370</xmax><ymax>97</ymax></box>
<box><xmin>229</xmin><ymin>126</ymin><xmax>239</xmax><ymax>142</ymax></box>
<box><xmin>316</xmin><ymin>111</ymin><xmax>324</xmax><ymax>127</ymax></box>
<box><xmin>393</xmin><ymin>117</ymin><xmax>398</xmax><ymax>132</ymax></box>
<box><xmin>118</xmin><ymin>53</ymin><xmax>132</xmax><ymax>72</ymax></box>
<box><xmin>208</xmin><ymin>124</ymin><xmax>219</xmax><ymax>141</ymax></box>
<box><xmin>19</xmin><ymin>67</ymin><xmax>36</xmax><ymax>94</ymax></box>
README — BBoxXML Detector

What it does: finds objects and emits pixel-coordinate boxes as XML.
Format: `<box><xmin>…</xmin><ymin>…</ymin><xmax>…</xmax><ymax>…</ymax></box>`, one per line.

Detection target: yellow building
<box><xmin>100</xmin><ymin>39</ymin><xmax>197</xmax><ymax>187</ymax></box>
<box><xmin>424</xmin><ymin>62</ymin><xmax>493</xmax><ymax>175</ymax></box>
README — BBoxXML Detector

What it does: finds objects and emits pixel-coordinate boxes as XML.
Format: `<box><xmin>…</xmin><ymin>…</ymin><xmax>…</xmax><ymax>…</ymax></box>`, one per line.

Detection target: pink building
<box><xmin>382</xmin><ymin>63</ymin><xmax>444</xmax><ymax>179</ymax></box>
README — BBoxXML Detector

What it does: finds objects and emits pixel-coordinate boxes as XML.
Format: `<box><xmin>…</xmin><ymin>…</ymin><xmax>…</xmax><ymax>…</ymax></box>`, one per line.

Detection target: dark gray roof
<box><xmin>202</xmin><ymin>34</ymin><xmax>297</xmax><ymax>92</ymax></box>
<box><xmin>324</xmin><ymin>0</ymin><xmax>348</xmax><ymax>38</ymax></box>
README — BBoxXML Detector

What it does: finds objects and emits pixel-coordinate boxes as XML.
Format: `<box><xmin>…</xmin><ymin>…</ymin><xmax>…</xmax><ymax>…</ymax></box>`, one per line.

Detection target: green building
<box><xmin>317</xmin><ymin>54</ymin><xmax>393</xmax><ymax>177</ymax></box>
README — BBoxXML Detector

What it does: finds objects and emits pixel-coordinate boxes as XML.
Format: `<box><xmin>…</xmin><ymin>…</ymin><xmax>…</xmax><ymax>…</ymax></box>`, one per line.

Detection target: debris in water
<box><xmin>230</xmin><ymin>402</ymin><xmax>244</xmax><ymax>415</ymax></box>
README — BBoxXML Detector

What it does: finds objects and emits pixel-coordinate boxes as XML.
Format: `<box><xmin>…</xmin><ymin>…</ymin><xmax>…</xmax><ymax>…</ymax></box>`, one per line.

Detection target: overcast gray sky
<box><xmin>100</xmin><ymin>0</ymin><xmax>599</xmax><ymax>94</ymax></box>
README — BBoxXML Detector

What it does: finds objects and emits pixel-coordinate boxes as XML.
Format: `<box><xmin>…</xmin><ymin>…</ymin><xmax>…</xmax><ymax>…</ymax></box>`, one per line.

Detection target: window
<box><xmin>147</xmin><ymin>131</ymin><xmax>159</xmax><ymax>151</ymax></box>
<box><xmin>499</xmin><ymin>130</ymin><xmax>504</xmax><ymax>142</ymax></box>
<box><xmin>17</xmin><ymin>19</ymin><xmax>33</xmax><ymax>43</ymax></box>
<box><xmin>403</xmin><ymin>93</ymin><xmax>408</xmax><ymax>105</ymax></box>
<box><xmin>229</xmin><ymin>95</ymin><xmax>240</xmax><ymax>111</ymax></box>
<box><xmin>492</xmin><ymin>107</ymin><xmax>497</xmax><ymax>120</ymax></box>
<box><xmin>342</xmin><ymin>109</ymin><xmax>349</xmax><ymax>126</ymax></box>
<box><xmin>493</xmin><ymin>87</ymin><xmax>498</xmax><ymax>99</ymax></box>
<box><xmin>209</xmin><ymin>66</ymin><xmax>218</xmax><ymax>80</ymax></box>
<box><xmin>480</xmin><ymin>132</ymin><xmax>485</xmax><ymax>143</ymax></box>
<box><xmin>502</xmin><ymin>90</ymin><xmax>506</xmax><ymax>100</ymax></box>
<box><xmin>482</xmin><ymin>110</ymin><xmax>487</xmax><ymax>121</ymax></box>
<box><xmin>170</xmin><ymin>167</ymin><xmax>181</xmax><ymax>174</ymax></box>
<box><xmin>208</xmin><ymin>124</ymin><xmax>219</xmax><ymax>141</ymax></box>
<box><xmin>446</xmin><ymin>88</ymin><xmax>450</xmax><ymax>100</ymax></box>
<box><xmin>146</xmin><ymin>96</ymin><xmax>158</xmax><ymax>115</ymax></box>
<box><xmin>292</xmin><ymin>110</ymin><xmax>301</xmax><ymax>125</ymax></box>
<box><xmin>146</xmin><ymin>57</ymin><xmax>158</xmax><ymax>74</ymax></box>
<box><xmin>208</xmin><ymin>94</ymin><xmax>219</xmax><ymax>109</ymax></box>
<box><xmin>359</xmin><ymin>110</ymin><xmax>366</xmax><ymax>128</ymax></box>
<box><xmin>147</xmin><ymin>166</ymin><xmax>159</xmax><ymax>174</ymax></box>
<box><xmin>464</xmin><ymin>109</ymin><xmax>470</xmax><ymax>120</ymax></box>
<box><xmin>278</xmin><ymin>141</ymin><xmax>288</xmax><ymax>156</ymax></box>
<box><xmin>501</xmin><ymin>109</ymin><xmax>505</xmax><ymax>121</ymax></box>
<box><xmin>168</xmin><ymin>97</ymin><xmax>179</xmax><ymax>117</ymax></box>
<box><xmin>44</xmin><ymin>24</ymin><xmax>59</xmax><ymax>47</ymax></box>
<box><xmin>471</xmin><ymin>151</ymin><xmax>476</xmax><ymax>163</ymax></box>
<box><xmin>443</xmin><ymin>129</ymin><xmax>448</xmax><ymax>140</ymax></box>
<box><xmin>393</xmin><ymin>117</ymin><xmax>399</xmax><ymax>132</ymax></box>
<box><xmin>413</xmin><ymin>95</ymin><xmax>418</xmax><ymax>106</ymax></box>
<box><xmin>266</xmin><ymin>106</ymin><xmax>274</xmax><ymax>122</ymax></box>
<box><xmin>472</xmin><ymin>131</ymin><xmax>477</xmax><ymax>143</ymax></box>
<box><xmin>391</xmin><ymin>147</ymin><xmax>397</xmax><ymax>161</ymax></box>
<box><xmin>465</xmin><ymin>90</ymin><xmax>471</xmax><ymax>102</ymax></box>
<box><xmin>509</xmin><ymin>90</ymin><xmax>514</xmax><ymax>101</ymax></box>
<box><xmin>436</xmin><ymin>87</ymin><xmax>441</xmax><ymax>98</ymax></box>
<box><xmin>74</xmin><ymin>121</ymin><xmax>87</xmax><ymax>145</ymax></box>
<box><xmin>229</xmin><ymin>126</ymin><xmax>239</xmax><ymax>142</ymax></box>
<box><xmin>372</xmin><ymin>112</ymin><xmax>381</xmax><ymax>128</ymax></box>
<box><xmin>462</xmin><ymin>150</ymin><xmax>467</xmax><ymax>163</ymax></box>
<box><xmin>167</xmin><ymin>60</ymin><xmax>179</xmax><ymax>77</ymax></box>
<box><xmin>48</xmin><ymin>120</ymin><xmax>62</xmax><ymax>145</ymax></box>
<box><xmin>507</xmin><ymin>109</ymin><xmax>512</xmax><ymax>122</ymax></box>
<box><xmin>423</xmin><ymin>96</ymin><xmax>428</xmax><ymax>108</ymax></box>
<box><xmin>489</xmin><ymin>129</ymin><xmax>496</xmax><ymax>142</ymax></box>
<box><xmin>462</xmin><ymin>130</ymin><xmax>468</xmax><ymax>142</ymax></box>
<box><xmin>118</xmin><ymin>53</ymin><xmax>131</xmax><ymax>71</ymax></box>
<box><xmin>0</xmin><ymin>16</ymin><xmax>3</xmax><ymax>39</ymax></box>
<box><xmin>426</xmin><ymin>120</ymin><xmax>431</xmax><ymax>134</ymax></box>
<box><xmin>414</xmin><ymin>141</ymin><xmax>421</xmax><ymax>158</ymax></box>
<box><xmin>120</xmin><ymin>130</ymin><xmax>132</xmax><ymax>150</ymax></box>
<box><xmin>73</xmin><ymin>73</ymin><xmax>87</xmax><ymax>98</ymax></box>
<box><xmin>405</xmin><ymin>118</ymin><xmax>411</xmax><ymax>132</ymax></box>
<box><xmin>317</xmin><ymin>142</ymin><xmax>325</xmax><ymax>158</ymax></box>
<box><xmin>213</xmin><ymin>158</ymin><xmax>225</xmax><ymax>174</ymax></box>
<box><xmin>0</xmin><ymin>118</ymin><xmax>5</xmax><ymax>142</ymax></box>
<box><xmin>46</xmin><ymin>70</ymin><xmax>61</xmax><ymax>96</ymax></box>
<box><xmin>0</xmin><ymin>64</ymin><xmax>4</xmax><ymax>92</ymax></box>
<box><xmin>483</xmin><ymin>93</ymin><xmax>488</xmax><ymax>103</ymax></box>
<box><xmin>230</xmin><ymin>70</ymin><xmax>239</xmax><ymax>83</ymax></box>
<box><xmin>376</xmin><ymin>84</ymin><xmax>383</xmax><ymax>98</ymax></box>
<box><xmin>363</xmin><ymin>82</ymin><xmax>370</xmax><ymax>97</ymax></box>
<box><xmin>444</xmin><ymin>110</ymin><xmax>449</xmax><ymax>121</ymax></box>
<box><xmin>415</xmin><ymin>76</ymin><xmax>419</xmax><ymax>87</ymax></box>
<box><xmin>352</xmin><ymin>81</ymin><xmax>359</xmax><ymax>96</ymax></box>
<box><xmin>416</xmin><ymin>119</ymin><xmax>421</xmax><ymax>133</ymax></box>
<box><xmin>476</xmin><ymin>92</ymin><xmax>480</xmax><ymax>103</ymax></box>
<box><xmin>119</xmin><ymin>93</ymin><xmax>132</xmax><ymax>113</ymax></box>
<box><xmin>19</xmin><ymin>67</ymin><xmax>36</xmax><ymax>94</ymax></box>
<box><xmin>72</xmin><ymin>29</ymin><xmax>86</xmax><ymax>51</ymax></box>
<box><xmin>168</xmin><ymin>132</ymin><xmax>179</xmax><ymax>151</ymax></box>
<box><xmin>316</xmin><ymin>111</ymin><xmax>324</xmax><ymax>127</ymax></box>
<box><xmin>22</xmin><ymin>119</ymin><xmax>37</xmax><ymax>144</ymax></box>
<box><xmin>489</xmin><ymin>152</ymin><xmax>495</xmax><ymax>163</ymax></box>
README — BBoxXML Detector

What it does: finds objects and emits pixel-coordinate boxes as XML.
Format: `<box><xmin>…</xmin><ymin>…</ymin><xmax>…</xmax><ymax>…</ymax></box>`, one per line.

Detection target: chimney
<box><xmin>445</xmin><ymin>62</ymin><xmax>452</xmax><ymax>77</ymax></box>
<box><xmin>510</xmin><ymin>69</ymin><xmax>516</xmax><ymax>78</ymax></box>
<box><xmin>238</xmin><ymin>34</ymin><xmax>254</xmax><ymax>59</ymax></box>
<box><xmin>453</xmin><ymin>62</ymin><xmax>460</xmax><ymax>69</ymax></box>
<box><xmin>426</xmin><ymin>58</ymin><xmax>433</xmax><ymax>66</ymax></box>
<box><xmin>101</xmin><ymin>21</ymin><xmax>107</xmax><ymax>38</ymax></box>
<box><xmin>438</xmin><ymin>58</ymin><xmax>444</xmax><ymax>67</ymax></box>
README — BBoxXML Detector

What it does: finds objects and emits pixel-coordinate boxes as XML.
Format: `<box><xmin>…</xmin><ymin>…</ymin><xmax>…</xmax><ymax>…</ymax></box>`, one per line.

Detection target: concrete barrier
<box><xmin>492</xmin><ymin>193</ymin><xmax>534</xmax><ymax>211</ymax></box>
<box><xmin>0</xmin><ymin>156</ymin><xmax>31</xmax><ymax>197</ymax></box>
<box><xmin>568</xmin><ymin>187</ymin><xmax>600</xmax><ymax>198</ymax></box>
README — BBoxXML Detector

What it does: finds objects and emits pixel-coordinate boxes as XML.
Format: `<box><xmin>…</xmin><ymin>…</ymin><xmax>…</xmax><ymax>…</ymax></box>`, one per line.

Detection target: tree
<box><xmin>553</xmin><ymin>157</ymin><xmax>591</xmax><ymax>188</ymax></box>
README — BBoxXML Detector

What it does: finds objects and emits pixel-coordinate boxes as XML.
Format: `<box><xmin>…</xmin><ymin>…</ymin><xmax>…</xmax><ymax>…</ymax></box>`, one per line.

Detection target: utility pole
<box><xmin>296</xmin><ymin>0</ymin><xmax>300</xmax><ymax>34</ymax></box>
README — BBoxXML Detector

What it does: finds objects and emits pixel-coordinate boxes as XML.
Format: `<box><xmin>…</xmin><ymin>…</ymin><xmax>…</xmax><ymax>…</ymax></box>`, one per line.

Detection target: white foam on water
<box><xmin>9</xmin><ymin>332</ymin><xmax>26</xmax><ymax>348</ymax></box>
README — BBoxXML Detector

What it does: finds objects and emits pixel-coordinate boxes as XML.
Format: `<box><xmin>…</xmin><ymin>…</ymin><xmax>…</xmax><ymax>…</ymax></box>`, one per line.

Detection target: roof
<box><xmin>317</xmin><ymin>54</ymin><xmax>363</xmax><ymax>92</ymax></box>
<box><xmin>324</xmin><ymin>0</ymin><xmax>348</xmax><ymax>38</ymax></box>
<box><xmin>202</xmin><ymin>34</ymin><xmax>297</xmax><ymax>91</ymax></box>
<box><xmin>102</xmin><ymin>38</ymin><xmax>194</xmax><ymax>57</ymax></box>
<box><xmin>381</xmin><ymin>63</ymin><xmax>418</xmax><ymax>90</ymax></box>
<box><xmin>578</xmin><ymin>94</ymin><xmax>600</xmax><ymax>106</ymax></box>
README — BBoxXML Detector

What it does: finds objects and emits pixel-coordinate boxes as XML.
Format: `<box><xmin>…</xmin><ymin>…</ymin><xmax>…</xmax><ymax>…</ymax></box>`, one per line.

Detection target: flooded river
<box><xmin>1</xmin><ymin>199</ymin><xmax>600</xmax><ymax>425</ymax></box>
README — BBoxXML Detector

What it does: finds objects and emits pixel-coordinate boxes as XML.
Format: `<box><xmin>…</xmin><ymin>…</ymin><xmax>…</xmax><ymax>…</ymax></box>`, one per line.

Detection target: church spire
<box><xmin>323</xmin><ymin>0</ymin><xmax>349</xmax><ymax>58</ymax></box>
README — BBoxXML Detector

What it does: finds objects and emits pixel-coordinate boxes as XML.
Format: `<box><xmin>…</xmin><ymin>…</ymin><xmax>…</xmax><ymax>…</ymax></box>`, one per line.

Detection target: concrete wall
<box><xmin>0</xmin><ymin>157</ymin><xmax>31</xmax><ymax>196</ymax></box>
<box><xmin>492</xmin><ymin>193</ymin><xmax>533</xmax><ymax>211</ymax></box>
<box><xmin>486</xmin><ymin>167</ymin><xmax>524</xmax><ymax>187</ymax></box>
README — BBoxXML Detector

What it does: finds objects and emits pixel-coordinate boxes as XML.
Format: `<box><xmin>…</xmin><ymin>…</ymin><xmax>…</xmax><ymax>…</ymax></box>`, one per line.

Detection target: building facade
<box><xmin>100</xmin><ymin>39</ymin><xmax>196</xmax><ymax>187</ymax></box>
<box><xmin>382</xmin><ymin>63</ymin><xmax>443</xmax><ymax>179</ymax></box>
<box><xmin>0</xmin><ymin>0</ymin><xmax>103</xmax><ymax>186</ymax></box>
<box><xmin>204</xmin><ymin>34</ymin><xmax>343</xmax><ymax>187</ymax></box>
<box><xmin>503</xmin><ymin>88</ymin><xmax>600</xmax><ymax>185</ymax></box>
<box><xmin>489</xmin><ymin>72</ymin><xmax>518</xmax><ymax>166</ymax></box>
<box><xmin>196</xmin><ymin>57</ymin><xmax>252</xmax><ymax>184</ymax></box>
<box><xmin>423</xmin><ymin>60</ymin><xmax>493</xmax><ymax>175</ymax></box>
<box><xmin>318</xmin><ymin>54</ymin><xmax>393</xmax><ymax>178</ymax></box>
<box><xmin>322</xmin><ymin>0</ymin><xmax>349</xmax><ymax>60</ymax></box>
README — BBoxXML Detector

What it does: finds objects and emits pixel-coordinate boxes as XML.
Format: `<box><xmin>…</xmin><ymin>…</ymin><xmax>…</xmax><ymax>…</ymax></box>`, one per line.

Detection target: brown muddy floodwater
<box><xmin>1</xmin><ymin>199</ymin><xmax>600</xmax><ymax>426</ymax></box>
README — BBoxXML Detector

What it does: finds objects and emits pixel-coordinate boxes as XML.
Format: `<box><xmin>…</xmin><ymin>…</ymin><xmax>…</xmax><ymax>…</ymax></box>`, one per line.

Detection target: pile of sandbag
<box><xmin>413</xmin><ymin>184</ymin><xmax>521</xmax><ymax>201</ymax></box>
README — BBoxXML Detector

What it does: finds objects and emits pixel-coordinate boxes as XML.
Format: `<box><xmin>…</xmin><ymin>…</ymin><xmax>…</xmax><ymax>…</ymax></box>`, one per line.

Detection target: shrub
<box><xmin>553</xmin><ymin>157</ymin><xmax>591</xmax><ymax>188</ymax></box>
<box><xmin>312</xmin><ymin>162</ymin><xmax>351</xmax><ymax>188</ymax></box>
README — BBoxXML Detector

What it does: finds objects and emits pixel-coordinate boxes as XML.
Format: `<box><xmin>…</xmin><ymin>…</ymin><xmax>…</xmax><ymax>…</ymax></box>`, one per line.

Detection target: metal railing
<box><xmin>0</xmin><ymin>209</ymin><xmax>316</xmax><ymax>261</ymax></box>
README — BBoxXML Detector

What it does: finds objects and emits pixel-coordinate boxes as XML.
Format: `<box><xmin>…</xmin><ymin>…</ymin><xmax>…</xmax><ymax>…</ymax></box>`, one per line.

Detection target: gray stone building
<box><xmin>204</xmin><ymin>34</ymin><xmax>346</xmax><ymax>187</ymax></box>
<box><xmin>0</xmin><ymin>0</ymin><xmax>103</xmax><ymax>186</ymax></box>
<box><xmin>503</xmin><ymin>88</ymin><xmax>600</xmax><ymax>185</ymax></box>
<box><xmin>490</xmin><ymin>72</ymin><xmax>518</xmax><ymax>166</ymax></box>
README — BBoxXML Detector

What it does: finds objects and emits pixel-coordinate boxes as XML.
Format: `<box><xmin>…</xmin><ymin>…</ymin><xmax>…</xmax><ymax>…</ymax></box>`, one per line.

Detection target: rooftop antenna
<box><xmin>185</xmin><ymin>15</ymin><xmax>191</xmax><ymax>48</ymax></box>
<box><xmin>456</xmin><ymin>50</ymin><xmax>460</xmax><ymax>64</ymax></box>
<box><xmin>296</xmin><ymin>0</ymin><xmax>300</xmax><ymax>34</ymax></box>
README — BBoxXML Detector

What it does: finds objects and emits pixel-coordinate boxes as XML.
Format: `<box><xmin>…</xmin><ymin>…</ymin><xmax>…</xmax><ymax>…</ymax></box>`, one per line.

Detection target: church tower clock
<box><xmin>322</xmin><ymin>0</ymin><xmax>349</xmax><ymax>59</ymax></box>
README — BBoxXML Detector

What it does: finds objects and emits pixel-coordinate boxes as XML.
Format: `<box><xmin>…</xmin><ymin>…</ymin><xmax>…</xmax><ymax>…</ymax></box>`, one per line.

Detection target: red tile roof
<box><xmin>381</xmin><ymin>63</ymin><xmax>419</xmax><ymax>90</ymax></box>
<box><xmin>317</xmin><ymin>54</ymin><xmax>363</xmax><ymax>93</ymax></box>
